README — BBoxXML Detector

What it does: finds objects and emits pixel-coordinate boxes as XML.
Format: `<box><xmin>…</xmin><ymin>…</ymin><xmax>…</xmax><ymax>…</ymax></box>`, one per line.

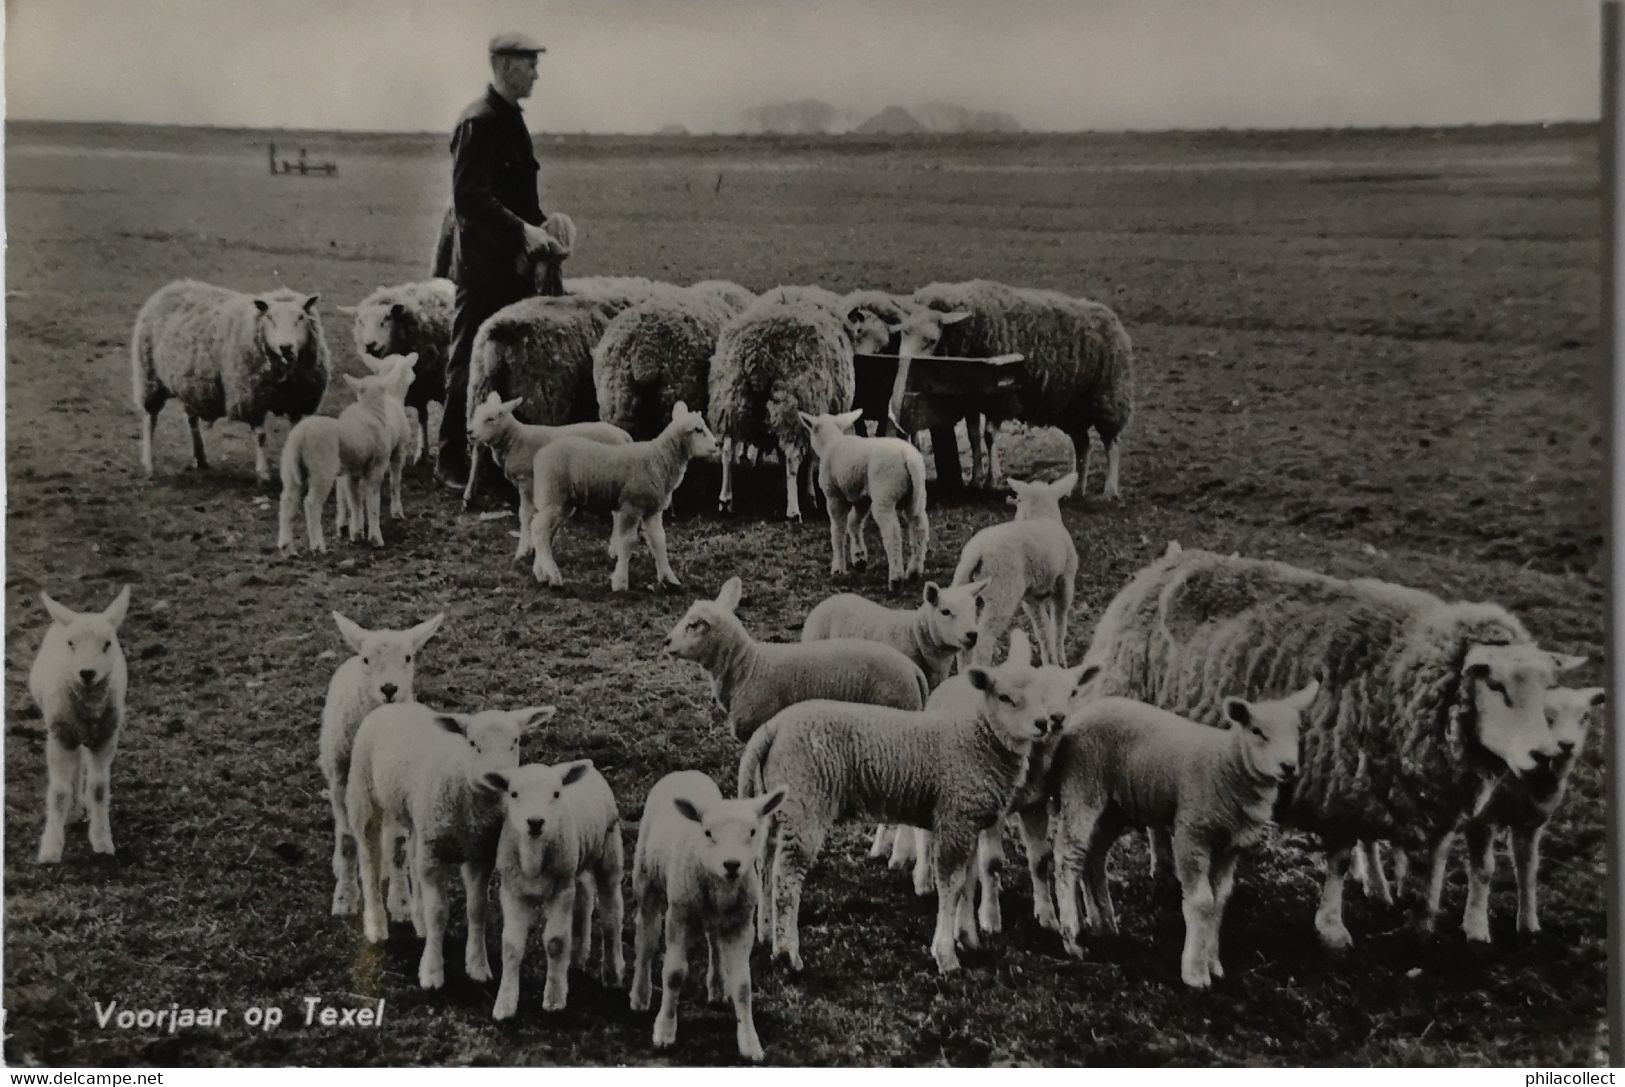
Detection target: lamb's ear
<box><xmin>484</xmin><ymin>390</ymin><xmax>503</xmax><ymax>407</ymax></box>
<box><xmin>1007</xmin><ymin>477</ymin><xmax>1032</xmax><ymax>497</ymax></box>
<box><xmin>407</xmin><ymin>612</ymin><xmax>445</xmax><ymax>652</ymax></box>
<box><xmin>516</xmin><ymin>706</ymin><xmax>558</xmax><ymax>735</ymax></box>
<box><xmin>922</xmin><ymin>581</ymin><xmax>941</xmax><ymax>606</ymax></box>
<box><xmin>560</xmin><ymin>760</ymin><xmax>593</xmax><ymax>787</ymax></box>
<box><xmin>40</xmin><ymin>592</ymin><xmax>77</xmax><ymax>627</ymax></box>
<box><xmin>303</xmin><ymin>293</ymin><xmax>321</xmax><ymax>313</ymax></box>
<box><xmin>253</xmin><ymin>298</ymin><xmax>270</xmax><ymax>315</ymax></box>
<box><xmin>434</xmin><ymin>714</ymin><xmax>469</xmax><ymax>739</ymax></box>
<box><xmin>1222</xmin><ymin>698</ymin><xmax>1252</xmax><ymax>730</ymax></box>
<box><xmin>478</xmin><ymin>771</ymin><xmax>510</xmax><ymax>796</ymax></box>
<box><xmin>836</xmin><ymin>408</ymin><xmax>864</xmax><ymax>430</ymax></box>
<box><xmin>399</xmin><ymin>351</ymin><xmax>419</xmax><ymax>370</ymax></box>
<box><xmin>1584</xmin><ymin>687</ymin><xmax>1609</xmax><ymax>710</ymax></box>
<box><xmin>671</xmin><ymin>400</ymin><xmax>689</xmax><ymax>419</ymax></box>
<box><xmin>342</xmin><ymin>373</ymin><xmax>363</xmax><ymax>392</ymax></box>
<box><xmin>964</xmin><ymin>577</ymin><xmax>991</xmax><ymax>603</ymax></box>
<box><xmin>102</xmin><ymin>585</ymin><xmax>132</xmax><ymax>630</ymax></box>
<box><xmin>1048</xmin><ymin>472</ymin><xmax>1079</xmax><ymax>499</ymax></box>
<box><xmin>500</xmin><ymin>396</ymin><xmax>524</xmax><ymax>414</ymax></box>
<box><xmin>1549</xmin><ymin>653</ymin><xmax>1588</xmax><ymax>673</ymax></box>
<box><xmin>966</xmin><ymin>666</ymin><xmax>996</xmax><ymax>694</ymax></box>
<box><xmin>1284</xmin><ymin>678</ymin><xmax>1321</xmax><ymax>714</ymax></box>
<box><xmin>1070</xmin><ymin>662</ymin><xmax>1101</xmax><ymax>690</ymax></box>
<box><xmin>940</xmin><ymin>310</ymin><xmax>972</xmax><ymax>326</ymax></box>
<box><xmin>673</xmin><ymin>796</ymin><xmax>706</xmax><ymax>824</ymax></box>
<box><xmin>716</xmin><ymin>577</ymin><xmax>743</xmax><ymax>613</ymax></box>
<box><xmin>1462</xmin><ymin>660</ymin><xmax>1492</xmax><ymax>681</ymax></box>
<box><xmin>755</xmin><ymin>785</ymin><xmax>788</xmax><ymax>820</ymax></box>
<box><xmin>333</xmin><ymin>611</ymin><xmax>370</xmax><ymax>654</ymax></box>
<box><xmin>796</xmin><ymin>410</ymin><xmax>817</xmax><ymax>434</ymax></box>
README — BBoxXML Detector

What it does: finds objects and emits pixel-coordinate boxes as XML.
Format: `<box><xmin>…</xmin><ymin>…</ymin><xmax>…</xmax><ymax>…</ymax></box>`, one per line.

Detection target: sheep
<box><xmin>593</xmin><ymin>285</ymin><xmax>752</xmax><ymax>440</ymax></box>
<box><xmin>708</xmin><ymin>292</ymin><xmax>892</xmax><ymax>520</ymax></box>
<box><xmin>336</xmin><ymin>278</ymin><xmax>454</xmax><ymax>461</ymax></box>
<box><xmin>318</xmin><ymin>610</ymin><xmax>445</xmax><ymax>919</ymax></box>
<box><xmin>132</xmin><ymin>279</ymin><xmax>330</xmax><ymax>484</ymax></box>
<box><xmin>275</xmin><ymin>357</ymin><xmax>413</xmax><ymax>554</ymax></box>
<box><xmin>30</xmin><ymin>586</ymin><xmax>132</xmax><ymax>864</ymax></box>
<box><xmin>1049</xmin><ymin>681</ymin><xmax>1321</xmax><ymax>988</ymax></box>
<box><xmin>800</xmin><ymin>579</ymin><xmax>987</xmax><ymax>691</ymax></box>
<box><xmin>346</xmin><ymin>701</ymin><xmax>556</xmax><ymax>989</ymax></box>
<box><xmin>529</xmin><ymin>401</ymin><xmax>719</xmax><ymax>592</ymax></box>
<box><xmin>900</xmin><ymin>280</ymin><xmax>1134</xmax><ymax>498</ymax></box>
<box><xmin>663</xmin><ymin>576</ymin><xmax>929</xmax><ymax>742</ymax></box>
<box><xmin>350</xmin><ymin>353</ymin><xmax>420</xmax><ymax>528</ymax></box>
<box><xmin>797</xmin><ymin>409</ymin><xmax>930</xmax><ymax>590</ymax></box>
<box><xmin>690</xmin><ymin>279</ymin><xmax>758</xmax><ymax>314</ymax></box>
<box><xmin>950</xmin><ymin>471</ymin><xmax>1080</xmax><ymax>667</ymax></box>
<box><xmin>465</xmin><ymin>392</ymin><xmax>633</xmax><ymax>555</ymax></box>
<box><xmin>630</xmin><ymin>770</ymin><xmax>786</xmax><ymax>1062</ymax></box>
<box><xmin>736</xmin><ymin>652</ymin><xmax>1056</xmax><ymax>975</ymax></box>
<box><xmin>1078</xmin><ymin>543</ymin><xmax>1584</xmax><ymax>949</ymax></box>
<box><xmin>486</xmin><ymin>759</ymin><xmax>625</xmax><ymax>1018</ymax></box>
<box><xmin>430</xmin><ymin>205</ymin><xmax>578</xmax><ymax>294</ymax></box>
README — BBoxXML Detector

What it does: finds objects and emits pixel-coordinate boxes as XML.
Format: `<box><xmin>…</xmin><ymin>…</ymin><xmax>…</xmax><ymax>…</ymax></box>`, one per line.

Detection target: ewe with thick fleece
<box><xmin>276</xmin><ymin>358</ymin><xmax>413</xmax><ymax>553</ymax></box>
<box><xmin>30</xmin><ymin>586</ymin><xmax>132</xmax><ymax>864</ymax></box>
<box><xmin>132</xmin><ymin>279</ymin><xmax>329</xmax><ymax>483</ymax></box>
<box><xmin>337</xmin><ymin>278</ymin><xmax>454</xmax><ymax>458</ymax></box>
<box><xmin>708</xmin><ymin>293</ymin><xmax>891</xmax><ymax>520</ymax></box>
<box><xmin>1080</xmin><ymin>544</ymin><xmax>1582</xmax><ymax>949</ymax></box>
<box><xmin>1051</xmin><ymin>682</ymin><xmax>1320</xmax><ymax>988</ymax></box>
<box><xmin>529</xmin><ymin>402</ymin><xmax>718</xmax><ymax>591</ymax></box>
<box><xmin>665</xmin><ymin>577</ymin><xmax>929</xmax><ymax>742</ymax></box>
<box><xmin>486</xmin><ymin>760</ymin><xmax>625</xmax><ymax>1019</ymax></box>
<box><xmin>630</xmin><ymin>770</ymin><xmax>786</xmax><ymax>1062</ymax></box>
<box><xmin>801</xmin><ymin>579</ymin><xmax>987</xmax><ymax>690</ymax></box>
<box><xmin>465</xmin><ymin>392</ymin><xmax>632</xmax><ymax>552</ymax></box>
<box><xmin>798</xmin><ymin>409</ymin><xmax>930</xmax><ymax>589</ymax></box>
<box><xmin>318</xmin><ymin>610</ymin><xmax>445</xmax><ymax>918</ymax></box>
<box><xmin>951</xmin><ymin>472</ymin><xmax>1080</xmax><ymax>667</ymax></box>
<box><xmin>347</xmin><ymin>702</ymin><xmax>555</xmax><ymax>989</ymax></box>
<box><xmin>737</xmin><ymin>653</ymin><xmax>1054</xmax><ymax>975</ymax></box>
<box><xmin>903</xmin><ymin>280</ymin><xmax>1134</xmax><ymax>497</ymax></box>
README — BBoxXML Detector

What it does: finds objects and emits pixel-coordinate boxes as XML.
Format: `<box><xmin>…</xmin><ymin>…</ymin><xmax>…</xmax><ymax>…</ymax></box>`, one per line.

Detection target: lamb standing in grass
<box><xmin>801</xmin><ymin>579</ymin><xmax>987</xmax><ymax>690</ymax></box>
<box><xmin>736</xmin><ymin>653</ymin><xmax>1052</xmax><ymax>975</ymax></box>
<box><xmin>798</xmin><ymin>409</ymin><xmax>930</xmax><ymax>590</ymax></box>
<box><xmin>336</xmin><ymin>279</ymin><xmax>454</xmax><ymax>460</ymax></box>
<box><xmin>318</xmin><ymin>610</ymin><xmax>445</xmax><ymax>918</ymax></box>
<box><xmin>529</xmin><ymin>401</ymin><xmax>718</xmax><ymax>591</ymax></box>
<box><xmin>1050</xmin><ymin>681</ymin><xmax>1320</xmax><ymax>988</ymax></box>
<box><xmin>951</xmin><ymin>472</ymin><xmax>1079</xmax><ymax>667</ymax></box>
<box><xmin>465</xmin><ymin>392</ymin><xmax>633</xmax><ymax>551</ymax></box>
<box><xmin>664</xmin><ymin>577</ymin><xmax>929</xmax><ymax>742</ymax></box>
<box><xmin>1079</xmin><ymin>544</ymin><xmax>1581</xmax><ymax>949</ymax></box>
<box><xmin>347</xmin><ymin>702</ymin><xmax>555</xmax><ymax>989</ymax></box>
<box><xmin>486</xmin><ymin>759</ymin><xmax>625</xmax><ymax>1018</ymax></box>
<box><xmin>30</xmin><ymin>586</ymin><xmax>132</xmax><ymax>864</ymax></box>
<box><xmin>630</xmin><ymin>770</ymin><xmax>786</xmax><ymax>1062</ymax></box>
<box><xmin>132</xmin><ymin>279</ymin><xmax>330</xmax><ymax>483</ymax></box>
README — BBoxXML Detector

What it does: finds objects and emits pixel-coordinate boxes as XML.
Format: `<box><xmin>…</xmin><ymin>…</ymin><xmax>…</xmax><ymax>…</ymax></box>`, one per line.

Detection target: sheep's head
<box><xmin>673</xmin><ymin>787</ymin><xmax>786</xmax><ymax>884</ymax></box>
<box><xmin>1461</xmin><ymin>645</ymin><xmax>1584</xmax><ymax>776</ymax></box>
<box><xmin>470</xmin><ymin>393</ymin><xmax>525</xmax><ymax>443</ymax></box>
<box><xmin>254</xmin><ymin>292</ymin><xmax>320</xmax><ymax>366</ymax></box>
<box><xmin>893</xmin><ymin>307</ymin><xmax>970</xmax><ymax>358</ymax></box>
<box><xmin>338</xmin><ymin>298</ymin><xmax>408</xmax><ymax>358</ymax></box>
<box><xmin>845</xmin><ymin>307</ymin><xmax>895</xmax><ymax>355</ymax></box>
<box><xmin>1007</xmin><ymin>472</ymin><xmax>1078</xmax><ymax>522</ymax></box>
<box><xmin>1035</xmin><ymin>660</ymin><xmax>1103</xmax><ymax>732</ymax></box>
<box><xmin>1225</xmin><ymin>678</ymin><xmax>1319</xmax><ymax>784</ymax></box>
<box><xmin>966</xmin><ymin>649</ymin><xmax>1050</xmax><ymax>746</ymax></box>
<box><xmin>662</xmin><ymin>577</ymin><xmax>742</xmax><ymax>661</ymax></box>
<box><xmin>795</xmin><ymin>409</ymin><xmax>865</xmax><ymax>457</ymax></box>
<box><xmin>922</xmin><ymin>580</ymin><xmax>986</xmax><ymax>654</ymax></box>
<box><xmin>358</xmin><ymin>352</ymin><xmax>417</xmax><ymax>400</ymax></box>
<box><xmin>669</xmin><ymin>400</ymin><xmax>719</xmax><ymax>460</ymax></box>
<box><xmin>41</xmin><ymin>586</ymin><xmax>131</xmax><ymax>691</ymax></box>
<box><xmin>480</xmin><ymin>760</ymin><xmax>594</xmax><ymax>877</ymax></box>
<box><xmin>435</xmin><ymin>706</ymin><xmax>557</xmax><ymax>773</ymax></box>
<box><xmin>332</xmin><ymin>610</ymin><xmax>444</xmax><ymax>706</ymax></box>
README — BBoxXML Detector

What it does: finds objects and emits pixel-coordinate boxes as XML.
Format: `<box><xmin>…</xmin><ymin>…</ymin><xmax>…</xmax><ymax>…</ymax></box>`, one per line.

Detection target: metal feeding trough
<box><xmin>851</xmin><ymin>351</ymin><xmax>1025</xmax><ymax>490</ymax></box>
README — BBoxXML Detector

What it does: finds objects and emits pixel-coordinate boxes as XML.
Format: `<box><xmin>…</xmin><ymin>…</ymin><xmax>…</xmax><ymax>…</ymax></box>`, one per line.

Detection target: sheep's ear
<box><xmin>1222</xmin><ymin>698</ymin><xmax>1252</xmax><ymax>729</ymax></box>
<box><xmin>796</xmin><ymin>410</ymin><xmax>817</xmax><ymax>434</ymax></box>
<box><xmin>1070</xmin><ymin>662</ymin><xmax>1101</xmax><ymax>690</ymax></box>
<box><xmin>500</xmin><ymin>396</ymin><xmax>524</xmax><ymax>414</ymax></box>
<box><xmin>673</xmin><ymin>796</ymin><xmax>706</xmax><ymax>824</ymax></box>
<box><xmin>1284</xmin><ymin>678</ymin><xmax>1320</xmax><ymax>714</ymax></box>
<box><xmin>516</xmin><ymin>706</ymin><xmax>558</xmax><ymax>735</ymax></box>
<box><xmin>1584</xmin><ymin>687</ymin><xmax>1608</xmax><ymax>710</ymax></box>
<box><xmin>40</xmin><ymin>592</ymin><xmax>77</xmax><ymax>627</ymax></box>
<box><xmin>836</xmin><ymin>408</ymin><xmax>865</xmax><ymax>430</ymax></box>
<box><xmin>1462</xmin><ymin>661</ymin><xmax>1492</xmax><ymax>681</ymax></box>
<box><xmin>966</xmin><ymin>667</ymin><xmax>995</xmax><ymax>694</ymax></box>
<box><xmin>342</xmin><ymin>373</ymin><xmax>363</xmax><ymax>392</ymax></box>
<box><xmin>101</xmin><ymin>585</ymin><xmax>132</xmax><ymax>630</ymax></box>
<box><xmin>333</xmin><ymin>611</ymin><xmax>369</xmax><ymax>654</ymax></box>
<box><xmin>399</xmin><ymin>351</ymin><xmax>419</xmax><ymax>369</ymax></box>
<box><xmin>484</xmin><ymin>390</ymin><xmax>503</xmax><ymax>406</ymax></box>
<box><xmin>1049</xmin><ymin>472</ymin><xmax>1079</xmax><ymax>498</ymax></box>
<box><xmin>965</xmin><ymin>578</ymin><xmax>991</xmax><ymax>603</ymax></box>
<box><xmin>303</xmin><ymin>294</ymin><xmax>321</xmax><ymax>313</ymax></box>
<box><xmin>1164</xmin><ymin>540</ymin><xmax>1183</xmax><ymax>558</ymax></box>
<box><xmin>253</xmin><ymin>298</ymin><xmax>270</xmax><ymax>315</ymax></box>
<box><xmin>434</xmin><ymin>714</ymin><xmax>469</xmax><ymax>738</ymax></box>
<box><xmin>478</xmin><ymin>771</ymin><xmax>510</xmax><ymax>795</ymax></box>
<box><xmin>407</xmin><ymin>612</ymin><xmax>445</xmax><ymax>652</ymax></box>
<box><xmin>1007</xmin><ymin>477</ymin><xmax>1031</xmax><ymax>496</ymax></box>
<box><xmin>922</xmin><ymin>581</ymin><xmax>941</xmax><ymax>606</ymax></box>
<box><xmin>671</xmin><ymin>400</ymin><xmax>689</xmax><ymax>419</ymax></box>
<box><xmin>716</xmin><ymin>577</ymin><xmax>743</xmax><ymax>613</ymax></box>
<box><xmin>336</xmin><ymin>304</ymin><xmax>358</xmax><ymax>315</ymax></box>
<box><xmin>1549</xmin><ymin>653</ymin><xmax>1588</xmax><ymax>673</ymax></box>
<box><xmin>560</xmin><ymin>760</ymin><xmax>592</xmax><ymax>787</ymax></box>
<box><xmin>756</xmin><ymin>785</ymin><xmax>788</xmax><ymax>819</ymax></box>
<box><xmin>941</xmin><ymin>310</ymin><xmax>972</xmax><ymax>326</ymax></box>
<box><xmin>389</xmin><ymin>302</ymin><xmax>407</xmax><ymax>320</ymax></box>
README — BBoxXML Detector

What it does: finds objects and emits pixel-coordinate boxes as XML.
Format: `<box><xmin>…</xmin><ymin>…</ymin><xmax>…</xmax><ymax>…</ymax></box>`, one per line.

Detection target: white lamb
<box><xmin>30</xmin><ymin>586</ymin><xmax>132</xmax><ymax>864</ymax></box>
<box><xmin>1050</xmin><ymin>681</ymin><xmax>1320</xmax><ymax>989</ymax></box>
<box><xmin>736</xmin><ymin>652</ymin><xmax>1052</xmax><ymax>975</ymax></box>
<box><xmin>336</xmin><ymin>278</ymin><xmax>455</xmax><ymax>461</ymax></box>
<box><xmin>797</xmin><ymin>409</ymin><xmax>930</xmax><ymax>590</ymax></box>
<box><xmin>352</xmin><ymin>353</ymin><xmax>421</xmax><ymax>525</ymax></box>
<box><xmin>529</xmin><ymin>401</ymin><xmax>718</xmax><ymax>592</ymax></box>
<box><xmin>347</xmin><ymin>701</ymin><xmax>555</xmax><ymax>989</ymax></box>
<box><xmin>800</xmin><ymin>579</ymin><xmax>987</xmax><ymax>690</ymax></box>
<box><xmin>663</xmin><ymin>577</ymin><xmax>929</xmax><ymax>742</ymax></box>
<box><xmin>951</xmin><ymin>472</ymin><xmax>1079</xmax><ymax>666</ymax></box>
<box><xmin>318</xmin><ymin>610</ymin><xmax>445</xmax><ymax>919</ymax></box>
<box><xmin>486</xmin><ymin>759</ymin><xmax>626</xmax><ymax>1018</ymax></box>
<box><xmin>630</xmin><ymin>769</ymin><xmax>786</xmax><ymax>1062</ymax></box>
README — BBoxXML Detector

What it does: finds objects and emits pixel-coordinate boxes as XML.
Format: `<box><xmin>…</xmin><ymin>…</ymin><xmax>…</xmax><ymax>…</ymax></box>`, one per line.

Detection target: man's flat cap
<box><xmin>489</xmin><ymin>32</ymin><xmax>545</xmax><ymax>56</ymax></box>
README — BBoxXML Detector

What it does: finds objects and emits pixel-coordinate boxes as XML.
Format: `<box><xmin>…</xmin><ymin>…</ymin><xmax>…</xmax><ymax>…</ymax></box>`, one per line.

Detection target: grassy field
<box><xmin>1</xmin><ymin>120</ymin><xmax>1609</xmax><ymax>1067</ymax></box>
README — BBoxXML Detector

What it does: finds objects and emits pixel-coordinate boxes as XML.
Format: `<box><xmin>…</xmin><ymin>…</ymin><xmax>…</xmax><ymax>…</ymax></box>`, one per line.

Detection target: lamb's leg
<box><xmin>976</xmin><ymin>824</ymin><xmax>1006</xmax><ymax>935</ymax></box>
<box><xmin>771</xmin><ymin>811</ymin><xmax>825</xmax><ymax>974</ymax></box>
<box><xmin>868</xmin><ymin>824</ymin><xmax>896</xmax><ymax>860</ymax></box>
<box><xmin>388</xmin><ymin>450</ymin><xmax>406</xmax><ymax>519</ymax></box>
<box><xmin>1016</xmin><ymin>807</ymin><xmax>1059</xmax><ymax>931</ymax></box>
<box><xmin>539</xmin><ymin>879</ymin><xmax>576</xmax><ymax>1010</ymax></box>
<box><xmin>929</xmin><ymin>832</ymin><xmax>974</xmax><ymax>974</ymax></box>
<box><xmin>1419</xmin><ymin>830</ymin><xmax>1455</xmax><ymax>933</ymax></box>
<box><xmin>1082</xmin><ymin>820</ymin><xmax>1118</xmax><ymax>934</ymax></box>
<box><xmin>37</xmin><ymin>735</ymin><xmax>77</xmax><ymax>864</ymax></box>
<box><xmin>1512</xmin><ymin>825</ymin><xmax>1544</xmax><ymax>934</ymax></box>
<box><xmin>596</xmin><ymin>859</ymin><xmax>627</xmax><ymax>986</ymax></box>
<box><xmin>718</xmin><ymin>437</ymin><xmax>736</xmax><ymax>513</ymax></box>
<box><xmin>514</xmin><ymin>489</ymin><xmax>536</xmax><ymax>561</ymax></box>
<box><xmin>352</xmin><ymin>801</ymin><xmax>389</xmax><ymax>943</ymax></box>
<box><xmin>492</xmin><ymin>886</ymin><xmax>533</xmax><ymax>1020</ymax></box>
<box><xmin>307</xmin><ymin>472</ymin><xmax>335</xmax><ymax>554</ymax></box>
<box><xmin>384</xmin><ymin>820</ymin><xmax>415</xmax><ymax>924</ymax></box>
<box><xmin>1174</xmin><ymin>836</ymin><xmax>1216</xmax><ymax>990</ymax></box>
<box><xmin>571</xmin><ymin>875</ymin><xmax>597</xmax><ymax>970</ymax></box>
<box><xmin>1313</xmin><ymin>843</ymin><xmax>1356</xmax><ymax>951</ymax></box>
<box><xmin>872</xmin><ymin>503</ymin><xmax>906</xmax><ymax>591</ymax></box>
<box><xmin>911</xmin><ymin>828</ymin><xmax>934</xmax><ymax>897</ymax></box>
<box><xmin>783</xmin><ymin>447</ymin><xmax>804</xmax><ymax>523</ymax></box>
<box><xmin>1461</xmin><ymin>821</ymin><xmax>1496</xmax><ymax>944</ymax></box>
<box><xmin>652</xmin><ymin>909</ymin><xmax>690</xmax><ymax>1049</ymax></box>
<box><xmin>1392</xmin><ymin>846</ymin><xmax>1413</xmax><ymax>899</ymax></box>
<box><xmin>1358</xmin><ymin>840</ymin><xmax>1394</xmax><ymax>905</ymax></box>
<box><xmin>531</xmin><ymin>503</ymin><xmax>566</xmax><ymax>587</ymax></box>
<box><xmin>252</xmin><ymin>424</ymin><xmax>271</xmax><ymax>484</ymax></box>
<box><xmin>141</xmin><ymin>410</ymin><xmax>159</xmax><ymax>478</ymax></box>
<box><xmin>705</xmin><ymin>931</ymin><xmax>725</xmax><ymax>1004</ymax></box>
<box><xmin>1206</xmin><ymin>850</ymin><xmax>1239</xmax><ymax>980</ymax></box>
<box><xmin>78</xmin><ymin>737</ymin><xmax>116</xmax><ymax>855</ymax></box>
<box><xmin>1148</xmin><ymin>827</ymin><xmax>1177</xmax><ymax>888</ymax></box>
<box><xmin>608</xmin><ymin>509</ymin><xmax>640</xmax><ymax>592</ymax></box>
<box><xmin>719</xmin><ymin>925</ymin><xmax>764</xmax><ymax>1061</ymax></box>
<box><xmin>846</xmin><ymin>506</ymin><xmax>868</xmax><ymax>571</ymax></box>
<box><xmin>629</xmin><ymin>889</ymin><xmax>663</xmax><ymax>1012</ymax></box>
<box><xmin>643</xmin><ymin>512</ymin><xmax>682</xmax><ymax>590</ymax></box>
<box><xmin>462</xmin><ymin>861</ymin><xmax>494</xmax><ymax>982</ymax></box>
<box><xmin>364</xmin><ymin>471</ymin><xmax>386</xmax><ymax>547</ymax></box>
<box><xmin>416</xmin><ymin>851</ymin><xmax>450</xmax><ymax>989</ymax></box>
<box><xmin>186</xmin><ymin>412</ymin><xmax>209</xmax><ymax>471</ymax></box>
<box><xmin>907</xmin><ymin>505</ymin><xmax>929</xmax><ymax>581</ymax></box>
<box><xmin>825</xmin><ymin>494</ymin><xmax>851</xmax><ymax>576</ymax></box>
<box><xmin>329</xmin><ymin>778</ymin><xmax>359</xmax><ymax>916</ymax></box>
<box><xmin>955</xmin><ymin>849</ymin><xmax>980</xmax><ymax>948</ymax></box>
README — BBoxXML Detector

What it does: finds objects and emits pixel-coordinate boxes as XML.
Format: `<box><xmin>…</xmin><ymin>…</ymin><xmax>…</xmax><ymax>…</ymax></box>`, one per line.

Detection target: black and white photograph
<box><xmin>1</xmin><ymin>0</ymin><xmax>1614</xmax><ymax>1070</ymax></box>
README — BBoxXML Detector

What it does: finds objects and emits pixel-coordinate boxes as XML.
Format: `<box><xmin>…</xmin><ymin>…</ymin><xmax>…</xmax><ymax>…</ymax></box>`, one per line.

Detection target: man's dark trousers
<box><xmin>439</xmin><ymin>279</ymin><xmax>528</xmax><ymax>475</ymax></box>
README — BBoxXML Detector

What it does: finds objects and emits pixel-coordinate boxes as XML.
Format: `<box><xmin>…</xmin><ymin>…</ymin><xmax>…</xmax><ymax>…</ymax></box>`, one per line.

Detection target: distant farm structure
<box><xmin>267</xmin><ymin>142</ymin><xmax>337</xmax><ymax>177</ymax></box>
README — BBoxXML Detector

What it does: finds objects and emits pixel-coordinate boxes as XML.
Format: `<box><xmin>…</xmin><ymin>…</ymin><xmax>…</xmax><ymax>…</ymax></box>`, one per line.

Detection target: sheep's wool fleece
<box><xmin>1081</xmin><ymin>547</ymin><xmax>1534</xmax><ymax>845</ymax></box>
<box><xmin>708</xmin><ymin>296</ymin><xmax>855</xmax><ymax>454</ymax></box>
<box><xmin>349</xmin><ymin>279</ymin><xmax>454</xmax><ymax>411</ymax></box>
<box><xmin>133</xmin><ymin>279</ymin><xmax>329</xmax><ymax>424</ymax></box>
<box><xmin>593</xmin><ymin>288</ymin><xmax>742</xmax><ymax>439</ymax></box>
<box><xmin>470</xmin><ymin>297</ymin><xmax>615</xmax><ymax>427</ymax></box>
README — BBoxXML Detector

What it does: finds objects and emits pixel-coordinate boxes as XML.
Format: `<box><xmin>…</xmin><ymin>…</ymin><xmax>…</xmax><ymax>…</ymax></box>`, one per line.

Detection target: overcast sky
<box><xmin>3</xmin><ymin>0</ymin><xmax>1603</xmax><ymax>134</ymax></box>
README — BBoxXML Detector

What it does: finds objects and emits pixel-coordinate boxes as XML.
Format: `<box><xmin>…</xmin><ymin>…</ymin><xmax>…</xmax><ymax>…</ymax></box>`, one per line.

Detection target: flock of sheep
<box><xmin>23</xmin><ymin>243</ymin><xmax>1603</xmax><ymax>1062</ymax></box>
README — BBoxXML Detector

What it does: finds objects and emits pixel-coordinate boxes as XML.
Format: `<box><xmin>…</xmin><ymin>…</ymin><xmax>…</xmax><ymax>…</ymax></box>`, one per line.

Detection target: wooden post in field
<box><xmin>1603</xmin><ymin>0</ymin><xmax>1621</xmax><ymax>1066</ymax></box>
<box><xmin>268</xmin><ymin>142</ymin><xmax>278</xmax><ymax>175</ymax></box>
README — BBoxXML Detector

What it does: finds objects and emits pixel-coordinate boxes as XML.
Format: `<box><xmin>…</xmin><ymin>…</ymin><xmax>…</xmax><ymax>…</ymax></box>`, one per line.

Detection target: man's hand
<box><xmin>523</xmin><ymin>224</ymin><xmax>567</xmax><ymax>260</ymax></box>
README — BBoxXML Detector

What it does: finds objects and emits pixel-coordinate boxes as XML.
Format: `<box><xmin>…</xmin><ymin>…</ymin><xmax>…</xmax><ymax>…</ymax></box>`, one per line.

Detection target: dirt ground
<box><xmin>1</xmin><ymin>121</ymin><xmax>1608</xmax><ymax>1067</ymax></box>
